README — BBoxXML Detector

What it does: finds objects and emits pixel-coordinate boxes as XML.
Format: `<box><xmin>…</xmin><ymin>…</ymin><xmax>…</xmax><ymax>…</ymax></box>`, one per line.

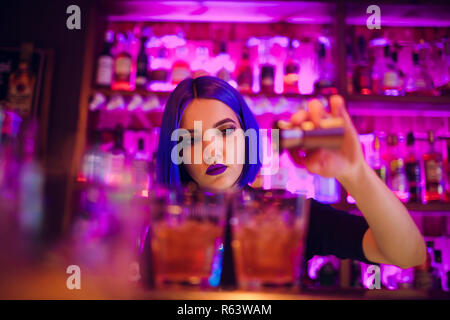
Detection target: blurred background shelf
<box><xmin>346</xmin><ymin>3</ymin><xmax>450</xmax><ymax>27</ymax></box>
<box><xmin>346</xmin><ymin>97</ymin><xmax>450</xmax><ymax>117</ymax></box>
<box><xmin>104</xmin><ymin>0</ymin><xmax>336</xmax><ymax>24</ymax></box>
<box><xmin>347</xmin><ymin>94</ymin><xmax>450</xmax><ymax>104</ymax></box>
<box><xmin>90</xmin><ymin>87</ymin><xmax>319</xmax><ymax>100</ymax></box>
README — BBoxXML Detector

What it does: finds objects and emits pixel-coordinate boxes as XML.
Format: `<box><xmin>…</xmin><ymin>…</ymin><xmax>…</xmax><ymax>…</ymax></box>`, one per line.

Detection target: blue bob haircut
<box><xmin>156</xmin><ymin>76</ymin><xmax>262</xmax><ymax>189</ymax></box>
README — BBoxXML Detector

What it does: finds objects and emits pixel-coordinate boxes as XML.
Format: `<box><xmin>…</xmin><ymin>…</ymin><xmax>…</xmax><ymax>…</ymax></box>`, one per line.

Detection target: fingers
<box><xmin>307</xmin><ymin>99</ymin><xmax>326</xmax><ymax>127</ymax></box>
<box><xmin>329</xmin><ymin>94</ymin><xmax>352</xmax><ymax>128</ymax></box>
<box><xmin>329</xmin><ymin>94</ymin><xmax>345</xmax><ymax>117</ymax></box>
<box><xmin>290</xmin><ymin>99</ymin><xmax>330</xmax><ymax>129</ymax></box>
<box><xmin>290</xmin><ymin>109</ymin><xmax>308</xmax><ymax>126</ymax></box>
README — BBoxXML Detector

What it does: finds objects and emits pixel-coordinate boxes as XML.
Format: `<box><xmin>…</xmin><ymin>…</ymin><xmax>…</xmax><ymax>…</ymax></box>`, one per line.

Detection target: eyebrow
<box><xmin>186</xmin><ymin>118</ymin><xmax>236</xmax><ymax>133</ymax></box>
<box><xmin>213</xmin><ymin>118</ymin><xmax>236</xmax><ymax>128</ymax></box>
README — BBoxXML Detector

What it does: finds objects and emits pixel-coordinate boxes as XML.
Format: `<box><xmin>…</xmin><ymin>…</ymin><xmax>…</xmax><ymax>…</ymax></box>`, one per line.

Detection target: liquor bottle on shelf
<box><xmin>414</xmin><ymin>240</ymin><xmax>434</xmax><ymax>289</ymax></box>
<box><xmin>236</xmin><ymin>46</ymin><xmax>253</xmax><ymax>94</ymax></box>
<box><xmin>171</xmin><ymin>40</ymin><xmax>191</xmax><ymax>85</ymax></box>
<box><xmin>383</xmin><ymin>49</ymin><xmax>403</xmax><ymax>96</ymax></box>
<box><xmin>345</xmin><ymin>36</ymin><xmax>354</xmax><ymax>95</ymax></box>
<box><xmin>191</xmin><ymin>46</ymin><xmax>211</xmax><ymax>76</ymax></box>
<box><xmin>433</xmin><ymin>249</ymin><xmax>443</xmax><ymax>291</ymax></box>
<box><xmin>106</xmin><ymin>124</ymin><xmax>129</xmax><ymax>186</ymax></box>
<box><xmin>283</xmin><ymin>39</ymin><xmax>300</xmax><ymax>94</ymax></box>
<box><xmin>429</xmin><ymin>42</ymin><xmax>450</xmax><ymax>96</ymax></box>
<box><xmin>149</xmin><ymin>47</ymin><xmax>171</xmax><ymax>90</ymax></box>
<box><xmin>405</xmin><ymin>132</ymin><xmax>422</xmax><ymax>203</ymax></box>
<box><xmin>0</xmin><ymin>108</ymin><xmax>3</xmax><ymax>136</ymax></box>
<box><xmin>371</xmin><ymin>45</ymin><xmax>389</xmax><ymax>96</ymax></box>
<box><xmin>112</xmin><ymin>33</ymin><xmax>133</xmax><ymax>91</ymax></box>
<box><xmin>423</xmin><ymin>131</ymin><xmax>444</xmax><ymax>202</ymax></box>
<box><xmin>7</xmin><ymin>43</ymin><xmax>36</xmax><ymax>116</ymax></box>
<box><xmin>259</xmin><ymin>38</ymin><xmax>275</xmax><ymax>95</ymax></box>
<box><xmin>386</xmin><ymin>134</ymin><xmax>408</xmax><ymax>202</ymax></box>
<box><xmin>318</xmin><ymin>261</ymin><xmax>338</xmax><ymax>287</ymax></box>
<box><xmin>132</xmin><ymin>138</ymin><xmax>150</xmax><ymax>196</ymax></box>
<box><xmin>80</xmin><ymin>131</ymin><xmax>107</xmax><ymax>184</ymax></box>
<box><xmin>437</xmin><ymin>37</ymin><xmax>450</xmax><ymax>96</ymax></box>
<box><xmin>314</xmin><ymin>42</ymin><xmax>337</xmax><ymax>95</ymax></box>
<box><xmin>405</xmin><ymin>51</ymin><xmax>434</xmax><ymax>96</ymax></box>
<box><xmin>350</xmin><ymin>260</ymin><xmax>362</xmax><ymax>288</ymax></box>
<box><xmin>95</xmin><ymin>30</ymin><xmax>114</xmax><ymax>88</ymax></box>
<box><xmin>369</xmin><ymin>135</ymin><xmax>387</xmax><ymax>183</ymax></box>
<box><xmin>314</xmin><ymin>175</ymin><xmax>339</xmax><ymax>204</ymax></box>
<box><xmin>17</xmin><ymin>120</ymin><xmax>44</xmax><ymax>252</ymax></box>
<box><xmin>215</xmin><ymin>42</ymin><xmax>235</xmax><ymax>84</ymax></box>
<box><xmin>353</xmin><ymin>36</ymin><xmax>371</xmax><ymax>95</ymax></box>
<box><xmin>445</xmin><ymin>139</ymin><xmax>450</xmax><ymax>202</ymax></box>
<box><xmin>301</xmin><ymin>259</ymin><xmax>316</xmax><ymax>289</ymax></box>
<box><xmin>135</xmin><ymin>35</ymin><xmax>149</xmax><ymax>89</ymax></box>
<box><xmin>448</xmin><ymin>271</ymin><xmax>450</xmax><ymax>293</ymax></box>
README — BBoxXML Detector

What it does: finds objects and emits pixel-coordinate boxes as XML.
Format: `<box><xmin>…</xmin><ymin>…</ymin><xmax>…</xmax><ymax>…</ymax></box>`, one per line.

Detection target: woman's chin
<box><xmin>201</xmin><ymin>178</ymin><xmax>236</xmax><ymax>193</ymax></box>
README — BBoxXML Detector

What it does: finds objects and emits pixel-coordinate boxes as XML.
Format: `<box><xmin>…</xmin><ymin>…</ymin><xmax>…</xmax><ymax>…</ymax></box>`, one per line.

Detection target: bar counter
<box><xmin>2</xmin><ymin>263</ymin><xmax>449</xmax><ymax>300</ymax></box>
<box><xmin>132</xmin><ymin>288</ymin><xmax>450</xmax><ymax>300</ymax></box>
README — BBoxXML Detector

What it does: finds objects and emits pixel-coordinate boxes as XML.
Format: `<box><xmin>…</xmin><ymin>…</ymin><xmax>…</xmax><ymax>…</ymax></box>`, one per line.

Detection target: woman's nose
<box><xmin>203</xmin><ymin>135</ymin><xmax>225</xmax><ymax>164</ymax></box>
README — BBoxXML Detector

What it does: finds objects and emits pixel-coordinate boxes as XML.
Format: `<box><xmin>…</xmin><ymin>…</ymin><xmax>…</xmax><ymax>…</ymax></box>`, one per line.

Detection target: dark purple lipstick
<box><xmin>206</xmin><ymin>164</ymin><xmax>227</xmax><ymax>176</ymax></box>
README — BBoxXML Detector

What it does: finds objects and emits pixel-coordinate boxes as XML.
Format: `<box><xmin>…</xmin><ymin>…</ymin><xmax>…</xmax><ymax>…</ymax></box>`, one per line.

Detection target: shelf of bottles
<box><xmin>86</xmin><ymin>20</ymin><xmax>450</xmax><ymax>208</ymax></box>
<box><xmin>346</xmin><ymin>25</ymin><xmax>450</xmax><ymax>100</ymax></box>
<box><xmin>305</xmin><ymin>233</ymin><xmax>450</xmax><ymax>291</ymax></box>
<box><xmin>86</xmin><ymin>21</ymin><xmax>343</xmax><ymax>203</ymax></box>
<box><xmin>75</xmin><ymin>3</ymin><xmax>450</xmax><ymax>294</ymax></box>
<box><xmin>0</xmin><ymin>104</ymin><xmax>45</xmax><ymax>274</ymax></box>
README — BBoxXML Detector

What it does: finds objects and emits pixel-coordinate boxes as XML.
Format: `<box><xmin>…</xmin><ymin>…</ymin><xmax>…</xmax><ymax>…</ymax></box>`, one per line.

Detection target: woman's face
<box><xmin>180</xmin><ymin>98</ymin><xmax>245</xmax><ymax>192</ymax></box>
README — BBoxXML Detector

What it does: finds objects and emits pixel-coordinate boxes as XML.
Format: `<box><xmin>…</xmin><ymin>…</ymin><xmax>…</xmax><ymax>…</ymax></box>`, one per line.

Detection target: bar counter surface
<box><xmin>1</xmin><ymin>264</ymin><xmax>449</xmax><ymax>300</ymax></box>
<box><xmin>131</xmin><ymin>288</ymin><xmax>450</xmax><ymax>300</ymax></box>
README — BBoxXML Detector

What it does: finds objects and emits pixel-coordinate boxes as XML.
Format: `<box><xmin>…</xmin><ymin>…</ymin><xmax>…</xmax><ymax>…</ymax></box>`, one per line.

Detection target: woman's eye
<box><xmin>221</xmin><ymin>127</ymin><xmax>236</xmax><ymax>136</ymax></box>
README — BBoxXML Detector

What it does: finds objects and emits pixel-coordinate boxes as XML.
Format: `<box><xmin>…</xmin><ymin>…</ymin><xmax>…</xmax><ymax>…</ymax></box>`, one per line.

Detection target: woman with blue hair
<box><xmin>155</xmin><ymin>75</ymin><xmax>425</xmax><ymax>270</ymax></box>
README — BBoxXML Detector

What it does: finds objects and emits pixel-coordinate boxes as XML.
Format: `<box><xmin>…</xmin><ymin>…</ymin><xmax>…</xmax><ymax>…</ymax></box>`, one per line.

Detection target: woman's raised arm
<box><xmin>288</xmin><ymin>95</ymin><xmax>426</xmax><ymax>269</ymax></box>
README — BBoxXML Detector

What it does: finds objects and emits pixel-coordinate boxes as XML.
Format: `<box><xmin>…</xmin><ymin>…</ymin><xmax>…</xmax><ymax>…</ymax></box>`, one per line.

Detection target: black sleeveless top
<box><xmin>305</xmin><ymin>198</ymin><xmax>373</xmax><ymax>264</ymax></box>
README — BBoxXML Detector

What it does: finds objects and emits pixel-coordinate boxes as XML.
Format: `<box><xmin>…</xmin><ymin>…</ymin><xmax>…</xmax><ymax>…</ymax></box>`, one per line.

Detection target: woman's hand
<box><xmin>288</xmin><ymin>95</ymin><xmax>426</xmax><ymax>269</ymax></box>
<box><xmin>288</xmin><ymin>94</ymin><xmax>365</xmax><ymax>183</ymax></box>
